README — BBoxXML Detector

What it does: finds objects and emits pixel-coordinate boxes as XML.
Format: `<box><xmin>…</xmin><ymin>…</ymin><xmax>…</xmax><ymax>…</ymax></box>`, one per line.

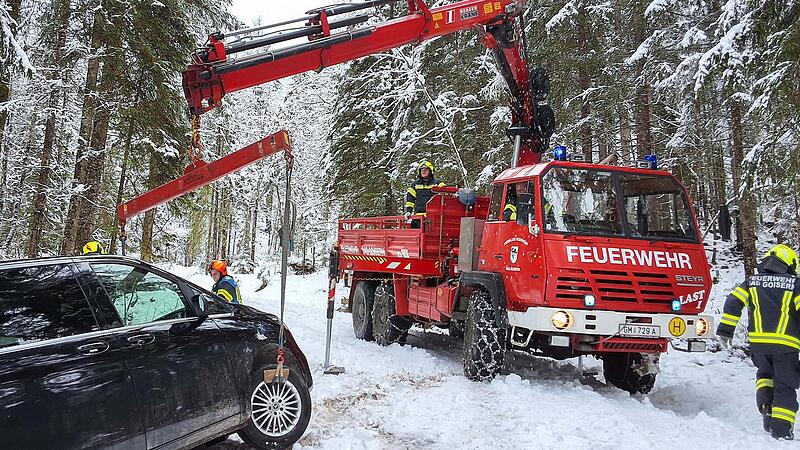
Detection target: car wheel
<box><xmin>238</xmin><ymin>367</ymin><xmax>312</xmax><ymax>449</ymax></box>
<box><xmin>602</xmin><ymin>352</ymin><xmax>658</xmax><ymax>394</ymax></box>
<box><xmin>352</xmin><ymin>281</ymin><xmax>376</xmax><ymax>341</ymax></box>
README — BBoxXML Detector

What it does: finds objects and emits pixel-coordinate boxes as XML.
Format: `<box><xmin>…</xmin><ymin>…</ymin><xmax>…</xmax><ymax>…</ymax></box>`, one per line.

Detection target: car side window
<box><xmin>0</xmin><ymin>264</ymin><xmax>97</xmax><ymax>348</ymax></box>
<box><xmin>91</xmin><ymin>263</ymin><xmax>190</xmax><ymax>326</ymax></box>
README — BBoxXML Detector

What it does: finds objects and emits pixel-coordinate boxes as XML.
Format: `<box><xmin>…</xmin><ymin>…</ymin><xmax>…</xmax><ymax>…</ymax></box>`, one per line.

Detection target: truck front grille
<box><xmin>553</xmin><ymin>267</ymin><xmax>676</xmax><ymax>309</ymax></box>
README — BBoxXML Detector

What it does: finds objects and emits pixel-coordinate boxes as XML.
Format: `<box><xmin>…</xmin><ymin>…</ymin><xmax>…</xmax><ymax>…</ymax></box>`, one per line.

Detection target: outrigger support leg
<box><xmin>323</xmin><ymin>247</ymin><xmax>345</xmax><ymax>375</ymax></box>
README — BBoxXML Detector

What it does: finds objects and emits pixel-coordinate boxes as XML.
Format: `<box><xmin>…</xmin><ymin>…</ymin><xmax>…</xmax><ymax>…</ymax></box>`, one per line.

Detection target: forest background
<box><xmin>0</xmin><ymin>0</ymin><xmax>797</xmax><ymax>277</ymax></box>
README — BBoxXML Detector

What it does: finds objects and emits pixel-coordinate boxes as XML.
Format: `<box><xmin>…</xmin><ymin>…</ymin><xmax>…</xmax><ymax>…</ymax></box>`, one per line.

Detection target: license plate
<box><xmin>619</xmin><ymin>324</ymin><xmax>660</xmax><ymax>337</ymax></box>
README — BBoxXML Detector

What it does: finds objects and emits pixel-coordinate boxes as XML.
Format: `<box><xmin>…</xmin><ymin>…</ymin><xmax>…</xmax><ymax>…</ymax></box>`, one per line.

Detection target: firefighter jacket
<box><xmin>213</xmin><ymin>275</ymin><xmax>243</xmax><ymax>304</ymax></box>
<box><xmin>717</xmin><ymin>256</ymin><xmax>800</xmax><ymax>352</ymax></box>
<box><xmin>405</xmin><ymin>176</ymin><xmax>445</xmax><ymax>215</ymax></box>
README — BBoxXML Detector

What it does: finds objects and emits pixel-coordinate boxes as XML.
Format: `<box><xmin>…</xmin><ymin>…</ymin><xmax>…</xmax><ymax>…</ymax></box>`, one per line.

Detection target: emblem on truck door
<box><xmin>510</xmin><ymin>246</ymin><xmax>519</xmax><ymax>264</ymax></box>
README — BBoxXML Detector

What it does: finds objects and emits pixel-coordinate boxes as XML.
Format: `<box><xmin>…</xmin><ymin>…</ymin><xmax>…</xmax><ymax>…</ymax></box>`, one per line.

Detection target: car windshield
<box><xmin>541</xmin><ymin>166</ymin><xmax>697</xmax><ymax>242</ymax></box>
<box><xmin>541</xmin><ymin>168</ymin><xmax>624</xmax><ymax>236</ymax></box>
<box><xmin>618</xmin><ymin>172</ymin><xmax>697</xmax><ymax>241</ymax></box>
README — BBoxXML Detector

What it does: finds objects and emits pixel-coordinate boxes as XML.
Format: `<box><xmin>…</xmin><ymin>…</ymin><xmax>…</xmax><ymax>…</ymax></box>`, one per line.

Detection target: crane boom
<box><xmin>183</xmin><ymin>0</ymin><xmax>555</xmax><ymax>166</ymax></box>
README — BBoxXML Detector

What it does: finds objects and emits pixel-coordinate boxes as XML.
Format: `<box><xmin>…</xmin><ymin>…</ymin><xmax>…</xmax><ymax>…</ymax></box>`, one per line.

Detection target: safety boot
<box><xmin>771</xmin><ymin>419</ymin><xmax>794</xmax><ymax>441</ymax></box>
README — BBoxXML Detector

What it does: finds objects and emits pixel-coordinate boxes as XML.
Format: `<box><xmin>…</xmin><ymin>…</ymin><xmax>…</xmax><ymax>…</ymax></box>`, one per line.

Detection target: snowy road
<box><xmin>168</xmin><ymin>266</ymin><xmax>789</xmax><ymax>450</ymax></box>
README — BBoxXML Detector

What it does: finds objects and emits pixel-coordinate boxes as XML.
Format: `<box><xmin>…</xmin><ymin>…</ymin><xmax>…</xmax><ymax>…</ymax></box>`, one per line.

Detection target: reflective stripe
<box><xmin>772</xmin><ymin>407</ymin><xmax>797</xmax><ymax>424</ymax></box>
<box><xmin>415</xmin><ymin>184</ymin><xmax>439</xmax><ymax>189</ymax></box>
<box><xmin>756</xmin><ymin>378</ymin><xmax>774</xmax><ymax>390</ymax></box>
<box><xmin>437</xmin><ymin>182</ymin><xmax>445</xmax><ymax>187</ymax></box>
<box><xmin>732</xmin><ymin>287</ymin><xmax>748</xmax><ymax>306</ymax></box>
<box><xmin>749</xmin><ymin>332</ymin><xmax>800</xmax><ymax>349</ymax></box>
<box><xmin>217</xmin><ymin>289</ymin><xmax>233</xmax><ymax>302</ymax></box>
<box><xmin>407</xmin><ymin>188</ymin><xmax>417</xmax><ymax>197</ymax></box>
<box><xmin>720</xmin><ymin>313</ymin><xmax>739</xmax><ymax>327</ymax></box>
<box><xmin>404</xmin><ymin>201</ymin><xmax>415</xmax><ymax>207</ymax></box>
<box><xmin>778</xmin><ymin>291</ymin><xmax>792</xmax><ymax>335</ymax></box>
<box><xmin>795</xmin><ymin>294</ymin><xmax>800</xmax><ymax>311</ymax></box>
<box><xmin>750</xmin><ymin>287</ymin><xmax>763</xmax><ymax>332</ymax></box>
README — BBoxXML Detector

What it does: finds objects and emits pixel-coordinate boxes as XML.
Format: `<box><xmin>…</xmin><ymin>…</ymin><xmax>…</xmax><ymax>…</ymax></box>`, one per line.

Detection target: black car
<box><xmin>0</xmin><ymin>255</ymin><xmax>313</xmax><ymax>449</ymax></box>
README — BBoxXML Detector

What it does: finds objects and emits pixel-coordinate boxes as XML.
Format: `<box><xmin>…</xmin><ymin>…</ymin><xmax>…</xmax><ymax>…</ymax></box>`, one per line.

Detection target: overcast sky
<box><xmin>230</xmin><ymin>0</ymin><xmax>342</xmax><ymax>26</ymax></box>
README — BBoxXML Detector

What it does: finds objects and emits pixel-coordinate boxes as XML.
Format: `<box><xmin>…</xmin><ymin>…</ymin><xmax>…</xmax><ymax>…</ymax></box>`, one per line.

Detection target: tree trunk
<box><xmin>0</xmin><ymin>0</ymin><xmax>22</xmax><ymax>154</ymax></box>
<box><xmin>632</xmin><ymin>6</ymin><xmax>653</xmax><ymax>157</ymax></box>
<box><xmin>618</xmin><ymin>105</ymin><xmax>633</xmax><ymax>165</ymax></box>
<box><xmin>110</xmin><ymin>116</ymin><xmax>135</xmax><ymax>253</ymax></box>
<box><xmin>577</xmin><ymin>6</ymin><xmax>593</xmax><ymax>162</ymax></box>
<box><xmin>61</xmin><ymin>12</ymin><xmax>106</xmax><ymax>255</ymax></box>
<box><xmin>730</xmin><ymin>98</ymin><xmax>757</xmax><ymax>275</ymax></box>
<box><xmin>141</xmin><ymin>209</ymin><xmax>155</xmax><ymax>262</ymax></box>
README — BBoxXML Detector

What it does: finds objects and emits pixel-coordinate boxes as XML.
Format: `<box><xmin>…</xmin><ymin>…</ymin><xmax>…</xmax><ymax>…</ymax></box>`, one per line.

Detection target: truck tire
<box><xmin>602</xmin><ymin>352</ymin><xmax>658</xmax><ymax>394</ymax></box>
<box><xmin>352</xmin><ymin>281</ymin><xmax>376</xmax><ymax>341</ymax></box>
<box><xmin>463</xmin><ymin>290</ymin><xmax>506</xmax><ymax>381</ymax></box>
<box><xmin>372</xmin><ymin>283</ymin><xmax>408</xmax><ymax>346</ymax></box>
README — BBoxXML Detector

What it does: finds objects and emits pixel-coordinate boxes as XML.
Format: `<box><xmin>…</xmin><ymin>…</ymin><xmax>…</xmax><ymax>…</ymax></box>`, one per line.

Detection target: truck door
<box><xmin>479</xmin><ymin>181</ymin><xmax>544</xmax><ymax>306</ymax></box>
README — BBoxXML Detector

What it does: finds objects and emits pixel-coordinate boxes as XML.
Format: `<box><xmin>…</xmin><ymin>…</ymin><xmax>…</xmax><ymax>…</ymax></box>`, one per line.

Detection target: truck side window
<box><xmin>487</xmin><ymin>184</ymin><xmax>504</xmax><ymax>221</ymax></box>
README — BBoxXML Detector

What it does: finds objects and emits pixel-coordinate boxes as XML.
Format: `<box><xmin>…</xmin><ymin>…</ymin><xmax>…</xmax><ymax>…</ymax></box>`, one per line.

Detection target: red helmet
<box><xmin>207</xmin><ymin>260</ymin><xmax>228</xmax><ymax>276</ymax></box>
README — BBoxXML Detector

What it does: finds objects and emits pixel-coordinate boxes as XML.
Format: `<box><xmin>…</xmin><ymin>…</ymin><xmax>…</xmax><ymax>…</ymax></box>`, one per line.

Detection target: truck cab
<box><xmin>463</xmin><ymin>161</ymin><xmax>712</xmax><ymax>390</ymax></box>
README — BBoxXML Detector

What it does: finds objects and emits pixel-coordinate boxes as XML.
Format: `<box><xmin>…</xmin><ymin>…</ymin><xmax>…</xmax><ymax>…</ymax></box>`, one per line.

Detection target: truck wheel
<box><xmin>602</xmin><ymin>352</ymin><xmax>658</xmax><ymax>394</ymax></box>
<box><xmin>463</xmin><ymin>290</ymin><xmax>506</xmax><ymax>381</ymax></box>
<box><xmin>449</xmin><ymin>320</ymin><xmax>465</xmax><ymax>340</ymax></box>
<box><xmin>352</xmin><ymin>281</ymin><xmax>376</xmax><ymax>341</ymax></box>
<box><xmin>372</xmin><ymin>283</ymin><xmax>408</xmax><ymax>346</ymax></box>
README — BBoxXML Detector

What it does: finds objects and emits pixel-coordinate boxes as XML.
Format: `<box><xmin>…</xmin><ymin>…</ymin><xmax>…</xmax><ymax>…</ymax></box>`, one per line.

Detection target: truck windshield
<box><xmin>618</xmin><ymin>172</ymin><xmax>697</xmax><ymax>241</ymax></box>
<box><xmin>540</xmin><ymin>166</ymin><xmax>698</xmax><ymax>242</ymax></box>
<box><xmin>541</xmin><ymin>168</ymin><xmax>624</xmax><ymax>236</ymax></box>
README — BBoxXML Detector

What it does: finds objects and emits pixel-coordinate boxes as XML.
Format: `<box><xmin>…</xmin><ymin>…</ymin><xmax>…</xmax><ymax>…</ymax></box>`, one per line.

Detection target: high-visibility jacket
<box><xmin>405</xmin><ymin>177</ymin><xmax>445</xmax><ymax>215</ymax></box>
<box><xmin>213</xmin><ymin>275</ymin><xmax>242</xmax><ymax>304</ymax></box>
<box><xmin>717</xmin><ymin>256</ymin><xmax>800</xmax><ymax>351</ymax></box>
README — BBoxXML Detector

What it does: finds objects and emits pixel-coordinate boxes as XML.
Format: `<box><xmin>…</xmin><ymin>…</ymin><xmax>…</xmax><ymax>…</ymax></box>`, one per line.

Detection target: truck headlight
<box><xmin>551</xmin><ymin>310</ymin><xmax>574</xmax><ymax>330</ymax></box>
<box><xmin>695</xmin><ymin>318</ymin><xmax>710</xmax><ymax>336</ymax></box>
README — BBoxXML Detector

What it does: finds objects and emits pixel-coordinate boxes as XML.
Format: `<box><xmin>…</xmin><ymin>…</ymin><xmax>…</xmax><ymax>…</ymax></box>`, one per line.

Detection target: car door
<box><xmin>0</xmin><ymin>262</ymin><xmax>145</xmax><ymax>450</ymax></box>
<box><xmin>88</xmin><ymin>262</ymin><xmax>241</xmax><ymax>449</ymax></box>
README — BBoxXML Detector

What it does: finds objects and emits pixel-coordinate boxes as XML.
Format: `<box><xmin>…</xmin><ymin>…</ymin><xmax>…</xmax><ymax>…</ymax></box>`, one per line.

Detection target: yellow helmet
<box><xmin>82</xmin><ymin>241</ymin><xmax>105</xmax><ymax>255</ymax></box>
<box><xmin>765</xmin><ymin>244</ymin><xmax>798</xmax><ymax>272</ymax></box>
<box><xmin>418</xmin><ymin>160</ymin><xmax>434</xmax><ymax>175</ymax></box>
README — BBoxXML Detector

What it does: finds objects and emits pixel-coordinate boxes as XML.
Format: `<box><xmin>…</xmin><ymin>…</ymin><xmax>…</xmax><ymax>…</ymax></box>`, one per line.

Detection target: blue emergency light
<box><xmin>671</xmin><ymin>299</ymin><xmax>682</xmax><ymax>311</ymax></box>
<box><xmin>553</xmin><ymin>145</ymin><xmax>568</xmax><ymax>161</ymax></box>
<box><xmin>644</xmin><ymin>154</ymin><xmax>658</xmax><ymax>170</ymax></box>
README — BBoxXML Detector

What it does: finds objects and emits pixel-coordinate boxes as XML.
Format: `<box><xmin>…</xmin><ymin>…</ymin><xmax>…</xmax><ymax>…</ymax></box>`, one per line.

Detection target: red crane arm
<box><xmin>117</xmin><ymin>131</ymin><xmax>291</xmax><ymax>227</ymax></box>
<box><xmin>183</xmin><ymin>0</ymin><xmax>555</xmax><ymax>165</ymax></box>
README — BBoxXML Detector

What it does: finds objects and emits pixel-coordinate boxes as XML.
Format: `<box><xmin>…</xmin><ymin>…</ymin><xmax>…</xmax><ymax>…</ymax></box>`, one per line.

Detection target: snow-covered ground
<box><xmin>166</xmin><ymin>257</ymin><xmax>789</xmax><ymax>450</ymax></box>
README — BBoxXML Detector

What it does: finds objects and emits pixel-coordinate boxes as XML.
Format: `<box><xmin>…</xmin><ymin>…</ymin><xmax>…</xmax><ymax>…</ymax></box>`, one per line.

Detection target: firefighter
<box><xmin>503</xmin><ymin>182</ymin><xmax>528</xmax><ymax>221</ymax></box>
<box><xmin>82</xmin><ymin>241</ymin><xmax>105</xmax><ymax>255</ymax></box>
<box><xmin>717</xmin><ymin>244</ymin><xmax>800</xmax><ymax>440</ymax></box>
<box><xmin>207</xmin><ymin>260</ymin><xmax>243</xmax><ymax>304</ymax></box>
<box><xmin>404</xmin><ymin>160</ymin><xmax>445</xmax><ymax>220</ymax></box>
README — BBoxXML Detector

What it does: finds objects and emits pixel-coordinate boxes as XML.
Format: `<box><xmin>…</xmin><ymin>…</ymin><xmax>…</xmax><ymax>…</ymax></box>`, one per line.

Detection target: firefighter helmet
<box><xmin>82</xmin><ymin>241</ymin><xmax>105</xmax><ymax>255</ymax></box>
<box><xmin>765</xmin><ymin>244</ymin><xmax>798</xmax><ymax>273</ymax></box>
<box><xmin>207</xmin><ymin>259</ymin><xmax>228</xmax><ymax>276</ymax></box>
<box><xmin>418</xmin><ymin>160</ymin><xmax>434</xmax><ymax>176</ymax></box>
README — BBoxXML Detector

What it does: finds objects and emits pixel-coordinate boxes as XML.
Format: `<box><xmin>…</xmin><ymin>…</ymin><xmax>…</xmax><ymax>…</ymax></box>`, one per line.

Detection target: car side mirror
<box><xmin>190</xmin><ymin>294</ymin><xmax>209</xmax><ymax>320</ymax></box>
<box><xmin>516</xmin><ymin>193</ymin><xmax>533</xmax><ymax>226</ymax></box>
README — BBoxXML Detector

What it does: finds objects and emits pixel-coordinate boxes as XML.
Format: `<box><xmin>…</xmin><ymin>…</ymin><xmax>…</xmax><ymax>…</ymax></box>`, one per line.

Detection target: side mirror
<box><xmin>516</xmin><ymin>193</ymin><xmax>533</xmax><ymax>226</ymax></box>
<box><xmin>190</xmin><ymin>294</ymin><xmax>209</xmax><ymax>319</ymax></box>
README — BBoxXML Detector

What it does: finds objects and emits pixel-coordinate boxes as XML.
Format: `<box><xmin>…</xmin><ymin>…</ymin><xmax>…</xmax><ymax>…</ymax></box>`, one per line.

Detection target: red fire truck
<box><xmin>120</xmin><ymin>0</ymin><xmax>713</xmax><ymax>394</ymax></box>
<box><xmin>337</xmin><ymin>157</ymin><xmax>714</xmax><ymax>393</ymax></box>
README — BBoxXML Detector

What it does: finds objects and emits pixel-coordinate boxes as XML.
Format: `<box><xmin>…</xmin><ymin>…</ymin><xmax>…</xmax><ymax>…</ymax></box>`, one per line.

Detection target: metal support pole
<box><xmin>323</xmin><ymin>248</ymin><xmax>345</xmax><ymax>375</ymax></box>
<box><xmin>511</xmin><ymin>134</ymin><xmax>522</xmax><ymax>168</ymax></box>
